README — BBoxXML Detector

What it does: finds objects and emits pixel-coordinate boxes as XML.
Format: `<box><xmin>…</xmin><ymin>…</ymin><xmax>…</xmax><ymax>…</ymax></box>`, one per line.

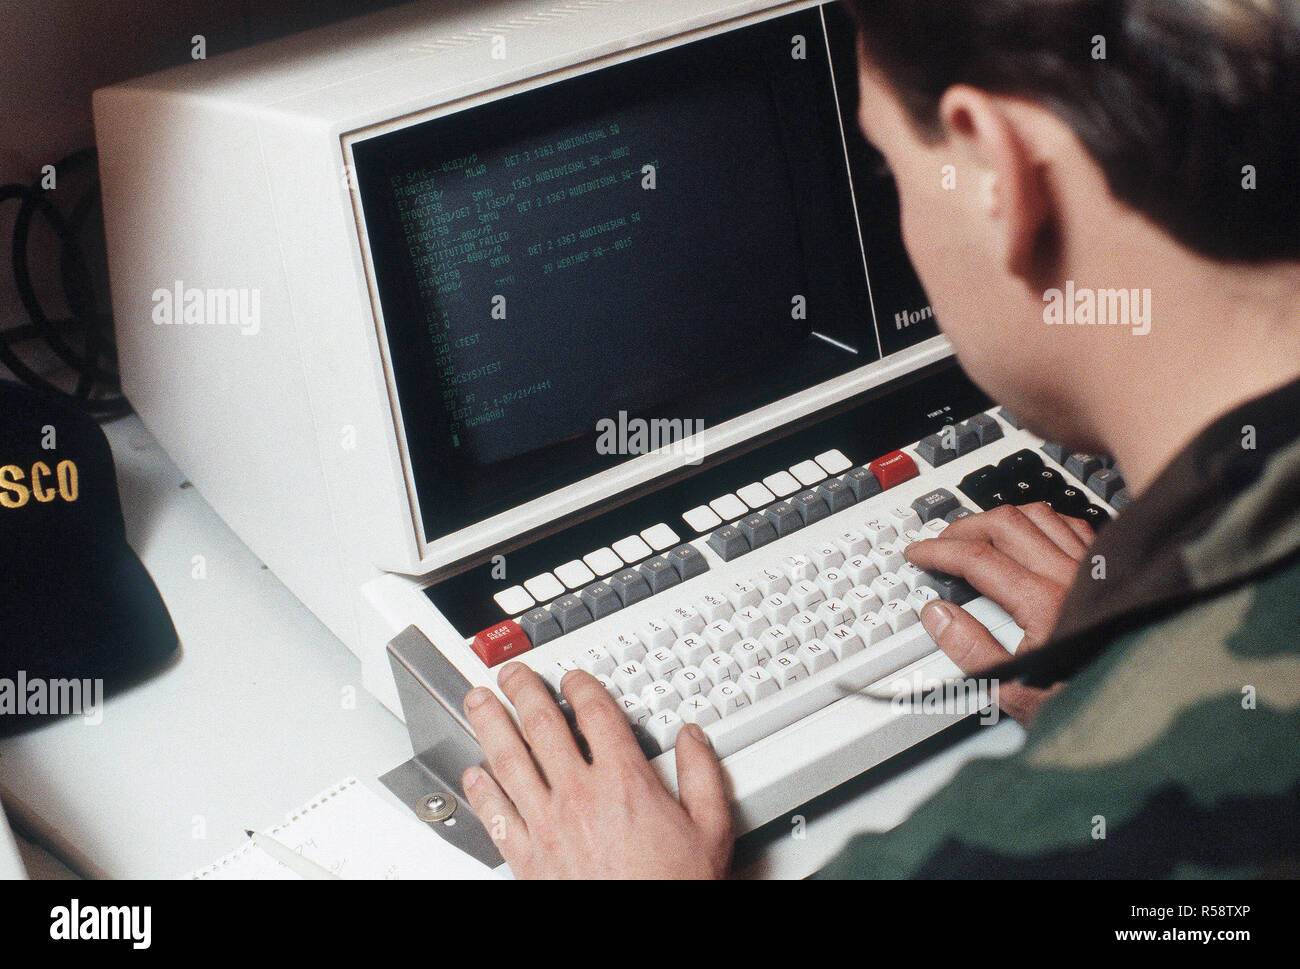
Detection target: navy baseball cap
<box><xmin>0</xmin><ymin>381</ymin><xmax>178</xmax><ymax>734</ymax></box>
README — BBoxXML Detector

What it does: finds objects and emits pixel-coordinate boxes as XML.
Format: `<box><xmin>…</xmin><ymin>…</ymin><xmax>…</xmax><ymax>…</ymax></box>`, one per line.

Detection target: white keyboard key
<box><xmin>759</xmin><ymin>624</ymin><xmax>796</xmax><ymax>656</ymax></box>
<box><xmin>782</xmin><ymin>554</ymin><xmax>817</xmax><ymax>583</ymax></box>
<box><xmin>887</xmin><ymin>506</ymin><xmax>923</xmax><ymax>535</ymax></box>
<box><xmin>678</xmin><ymin>695</ymin><xmax>721</xmax><ymax>727</ymax></box>
<box><xmin>731</xmin><ymin>604</ymin><xmax>767</xmax><ymax>638</ymax></box>
<box><xmin>641</xmin><ymin>523</ymin><xmax>680</xmax><ymax>551</ymax></box>
<box><xmin>869</xmin><ymin>543</ymin><xmax>906</xmax><ymax>575</ymax></box>
<box><xmin>921</xmin><ymin>518</ymin><xmax>949</xmax><ymax>537</ymax></box>
<box><xmin>825</xmin><ymin>624</ymin><xmax>864</xmax><ymax>660</ymax></box>
<box><xmin>645</xmin><ymin>646</ymin><xmax>683</xmax><ymax>679</ymax></box>
<box><xmin>608</xmin><ymin>632</ymin><xmax>646</xmax><ymax>664</ymax></box>
<box><xmin>815</xmin><ymin>597</ymin><xmax>851</xmax><ymax>628</ymax></box>
<box><xmin>671</xmin><ymin>666</ymin><xmax>707</xmax><ymax>699</ymax></box>
<box><xmin>584</xmin><ymin>547</ymin><xmax>624</xmax><ymax>576</ymax></box>
<box><xmin>647</xmin><ymin>710</ymin><xmax>683</xmax><ymax>751</ymax></box>
<box><xmin>790</xmin><ymin>610</ymin><xmax>827</xmax><ymax>644</ymax></box>
<box><xmin>725</xmin><ymin>580</ymin><xmax>762</xmax><ymax>610</ymax></box>
<box><xmin>524</xmin><ymin>572</ymin><xmax>565</xmax><ymax>602</ymax></box>
<box><xmin>853</xmin><ymin>613</ymin><xmax>891</xmax><ymax>646</ymax></box>
<box><xmin>760</xmin><ymin>593</ymin><xmax>797</xmax><ymax>626</ymax></box>
<box><xmin>613</xmin><ymin>535</ymin><xmax>653</xmax><ymax>564</ymax></box>
<box><xmin>703</xmin><ymin>619</ymin><xmax>740</xmax><ymax>651</ymax></box>
<box><xmin>641</xmin><ymin>617</ymin><xmax>675</xmax><ymax>650</ymax></box>
<box><xmin>701</xmin><ymin>651</ymin><xmax>740</xmax><ymax>685</ymax></box>
<box><xmin>755</xmin><ymin>566</ymin><xmax>791</xmax><ymax>596</ymax></box>
<box><xmin>683</xmin><ymin>505</ymin><xmax>723</xmax><ymax>533</ymax></box>
<box><xmin>845</xmin><ymin>585</ymin><xmax>883</xmax><ymax>618</ymax></box>
<box><xmin>766</xmin><ymin>652</ymin><xmax>808</xmax><ymax>687</ymax></box>
<box><xmin>797</xmin><ymin>639</ymin><xmax>836</xmax><ymax>674</ymax></box>
<box><xmin>816</xmin><ymin>567</ymin><xmax>851</xmax><ymax>600</ymax></box>
<box><xmin>696</xmin><ymin>591</ymin><xmax>734</xmax><ymax>623</ymax></box>
<box><xmin>834</xmin><ymin>529</ymin><xmax>870</xmax><ymax>558</ymax></box>
<box><xmin>709</xmin><ymin>493</ymin><xmax>748</xmax><ymax>521</ymax></box>
<box><xmin>546</xmin><ymin>657</ymin><xmax>580</xmax><ymax>690</ymax></box>
<box><xmin>554</xmin><ymin>559</ymin><xmax>596</xmax><ymax>589</ymax></box>
<box><xmin>730</xmin><ymin>638</ymin><xmax>769</xmax><ymax>670</ymax></box>
<box><xmin>493</xmin><ymin>585</ymin><xmax>534</xmax><ymax>615</ymax></box>
<box><xmin>739</xmin><ymin>666</ymin><xmax>778</xmax><ymax>703</ymax></box>
<box><xmin>790</xmin><ymin>578</ymin><xmax>826</xmax><ymax>612</ymax></box>
<box><xmin>811</xmin><ymin>542</ymin><xmax>845</xmax><ymax>571</ymax></box>
<box><xmin>898</xmin><ymin>562</ymin><xmax>939</xmax><ymax>592</ymax></box>
<box><xmin>736</xmin><ymin>482</ymin><xmax>776</xmax><ymax>509</ymax></box>
<box><xmin>883</xmin><ymin>599</ymin><xmax>919</xmax><ymax>633</ymax></box>
<box><xmin>641</xmin><ymin>679</ymin><xmax>682</xmax><ymax>713</ymax></box>
<box><xmin>618</xmin><ymin>693</ymin><xmax>652</xmax><ymax>728</ymax></box>
<box><xmin>578</xmin><ymin>646</ymin><xmax>615</xmax><ymax>676</ymax></box>
<box><xmin>814</xmin><ymin>449</ymin><xmax>853</xmax><ymax>475</ymax></box>
<box><xmin>614</xmin><ymin>662</ymin><xmax>652</xmax><ymax>696</ymax></box>
<box><xmin>843</xmin><ymin>555</ymin><xmax>879</xmax><ymax>586</ymax></box>
<box><xmin>763</xmin><ymin>471</ymin><xmax>801</xmax><ymax>497</ymax></box>
<box><xmin>870</xmin><ymin>572</ymin><xmax>908</xmax><ymax>604</ymax></box>
<box><xmin>790</xmin><ymin>459</ymin><xmax>827</xmax><ymax>486</ymax></box>
<box><xmin>668</xmin><ymin>604</ymin><xmax>705</xmax><ymax>636</ymax></box>
<box><xmin>907</xmin><ymin>586</ymin><xmax>940</xmax><ymax>611</ymax></box>
<box><xmin>896</xmin><ymin>528</ymin><xmax>924</xmax><ymax>550</ymax></box>
<box><xmin>708</xmin><ymin>681</ymin><xmax>749</xmax><ymax>716</ymax></box>
<box><xmin>671</xmin><ymin>635</ymin><xmax>710</xmax><ymax>667</ymax></box>
<box><xmin>863</xmin><ymin>519</ymin><xmax>898</xmax><ymax>546</ymax></box>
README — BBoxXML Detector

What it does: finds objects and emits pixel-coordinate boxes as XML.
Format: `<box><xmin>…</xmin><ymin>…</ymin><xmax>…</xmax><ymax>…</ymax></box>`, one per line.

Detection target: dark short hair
<box><xmin>844</xmin><ymin>0</ymin><xmax>1300</xmax><ymax>262</ymax></box>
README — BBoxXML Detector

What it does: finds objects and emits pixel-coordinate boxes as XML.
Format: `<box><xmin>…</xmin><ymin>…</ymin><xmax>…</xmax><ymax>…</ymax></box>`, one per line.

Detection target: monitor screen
<box><xmin>351</xmin><ymin>3</ymin><xmax>936</xmax><ymax>544</ymax></box>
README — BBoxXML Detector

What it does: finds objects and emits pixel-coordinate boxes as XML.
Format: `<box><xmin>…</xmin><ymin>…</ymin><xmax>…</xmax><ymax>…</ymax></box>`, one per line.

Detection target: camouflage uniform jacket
<box><xmin>817</xmin><ymin>376</ymin><xmax>1300</xmax><ymax>878</ymax></box>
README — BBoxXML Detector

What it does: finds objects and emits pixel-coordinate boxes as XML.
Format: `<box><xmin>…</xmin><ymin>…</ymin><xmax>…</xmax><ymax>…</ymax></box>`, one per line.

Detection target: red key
<box><xmin>471</xmin><ymin>620</ymin><xmax>532</xmax><ymax>666</ymax></box>
<box><xmin>868</xmin><ymin>450</ymin><xmax>919</xmax><ymax>490</ymax></box>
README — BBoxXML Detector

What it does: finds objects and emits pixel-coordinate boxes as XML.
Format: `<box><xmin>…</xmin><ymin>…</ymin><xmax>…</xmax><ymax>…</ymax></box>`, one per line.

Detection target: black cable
<box><xmin>1</xmin><ymin>148</ymin><xmax>130</xmax><ymax>419</ymax></box>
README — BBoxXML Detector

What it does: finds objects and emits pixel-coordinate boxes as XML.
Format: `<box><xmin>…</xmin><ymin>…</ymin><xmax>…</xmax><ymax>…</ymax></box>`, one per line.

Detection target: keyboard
<box><xmin>385</xmin><ymin>369</ymin><xmax>1126</xmax><ymax>831</ymax></box>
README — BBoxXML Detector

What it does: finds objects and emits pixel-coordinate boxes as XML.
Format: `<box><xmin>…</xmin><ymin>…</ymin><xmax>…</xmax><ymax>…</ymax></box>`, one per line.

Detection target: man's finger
<box><xmin>463</xmin><ymin>685</ymin><xmax>550</xmax><ymax>818</ymax></box>
<box><xmin>561</xmin><ymin>669</ymin><xmax>647</xmax><ymax>770</ymax></box>
<box><xmin>917</xmin><ymin>599</ymin><xmax>1015</xmax><ymax>675</ymax></box>
<box><xmin>674</xmin><ymin>723</ymin><xmax>733</xmax><ymax>866</ymax></box>
<box><xmin>1015</xmin><ymin>501</ymin><xmax>1090</xmax><ymax>560</ymax></box>
<box><xmin>1059</xmin><ymin>512</ymin><xmax>1098</xmax><ymax>546</ymax></box>
<box><xmin>497</xmin><ymin>662</ymin><xmax>585</xmax><ymax>784</ymax></box>
<box><xmin>929</xmin><ymin>504</ymin><xmax>1079</xmax><ymax>584</ymax></box>
<box><xmin>461</xmin><ymin>765</ymin><xmax>531</xmax><ymax>863</ymax></box>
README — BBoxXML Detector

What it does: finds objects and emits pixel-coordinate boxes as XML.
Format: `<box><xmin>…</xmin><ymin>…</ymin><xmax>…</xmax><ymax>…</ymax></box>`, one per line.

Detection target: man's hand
<box><xmin>460</xmin><ymin>661</ymin><xmax>733</xmax><ymax>879</ymax></box>
<box><xmin>904</xmin><ymin>502</ymin><xmax>1095</xmax><ymax>726</ymax></box>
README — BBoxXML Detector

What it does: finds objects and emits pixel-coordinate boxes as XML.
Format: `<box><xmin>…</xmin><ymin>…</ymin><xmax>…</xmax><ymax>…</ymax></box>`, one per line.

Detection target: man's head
<box><xmin>844</xmin><ymin>0</ymin><xmax>1299</xmax><ymax>461</ymax></box>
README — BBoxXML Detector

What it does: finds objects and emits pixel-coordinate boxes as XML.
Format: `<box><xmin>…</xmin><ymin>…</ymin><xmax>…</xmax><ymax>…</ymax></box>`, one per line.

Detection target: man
<box><xmin>459</xmin><ymin>0</ymin><xmax>1300</xmax><ymax>878</ymax></box>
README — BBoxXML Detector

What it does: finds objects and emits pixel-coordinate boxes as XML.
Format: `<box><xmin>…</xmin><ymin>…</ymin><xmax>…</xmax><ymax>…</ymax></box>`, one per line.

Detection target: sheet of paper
<box><xmin>188</xmin><ymin>777</ymin><xmax>496</xmax><ymax>880</ymax></box>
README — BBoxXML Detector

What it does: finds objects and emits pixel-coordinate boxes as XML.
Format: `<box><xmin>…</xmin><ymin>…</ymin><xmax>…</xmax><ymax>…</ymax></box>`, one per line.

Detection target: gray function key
<box><xmin>666</xmin><ymin>543</ymin><xmax>709</xmax><ymax>581</ymax></box>
<box><xmin>549</xmin><ymin>594</ymin><xmax>593</xmax><ymax>634</ymax></box>
<box><xmin>815</xmin><ymin>479</ymin><xmax>856</xmax><ymax>514</ymax></box>
<box><xmin>945</xmin><ymin>507</ymin><xmax>974</xmax><ymax>523</ymax></box>
<box><xmin>998</xmin><ymin>408</ymin><xmax>1023</xmax><ymax>430</ymax></box>
<box><xmin>791</xmin><ymin>490</ymin><xmax>830</xmax><ymax>526</ymax></box>
<box><xmin>579</xmin><ymin>581</ymin><xmax>623</xmax><ymax>621</ymax></box>
<box><xmin>706</xmin><ymin>525</ymin><xmax>750</xmax><ymax>563</ymax></box>
<box><xmin>518</xmin><ymin>608</ymin><xmax>562</xmax><ymax>647</ymax></box>
<box><xmin>1086</xmin><ymin>468</ymin><xmax>1126</xmax><ymax>503</ymax></box>
<box><xmin>609</xmin><ymin>568</ymin><xmax>651</xmax><ymax>607</ymax></box>
<box><xmin>638</xmin><ymin>555</ymin><xmax>683</xmax><ymax>593</ymax></box>
<box><xmin>916</xmin><ymin>433</ymin><xmax>956</xmax><ymax>468</ymax></box>
<box><xmin>763</xmin><ymin>501</ymin><xmax>804</xmax><ymax>538</ymax></box>
<box><xmin>1041</xmin><ymin>442</ymin><xmax>1070</xmax><ymax>464</ymax></box>
<box><xmin>930</xmin><ymin>573</ymin><xmax>978</xmax><ymax>605</ymax></box>
<box><xmin>1065</xmin><ymin>453</ymin><xmax>1104</xmax><ymax>483</ymax></box>
<box><xmin>841</xmin><ymin>466</ymin><xmax>882</xmax><ymax>501</ymax></box>
<box><xmin>911</xmin><ymin>488</ymin><xmax>962</xmax><ymax>523</ymax></box>
<box><xmin>736</xmin><ymin>514</ymin><xmax>778</xmax><ymax>551</ymax></box>
<box><xmin>965</xmin><ymin>413</ymin><xmax>1004</xmax><ymax>447</ymax></box>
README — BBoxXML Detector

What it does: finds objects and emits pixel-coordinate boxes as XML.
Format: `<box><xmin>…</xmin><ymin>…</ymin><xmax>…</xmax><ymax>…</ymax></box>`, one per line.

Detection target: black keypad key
<box><xmin>1078</xmin><ymin>505</ymin><xmax>1110</xmax><ymax>529</ymax></box>
<box><xmin>959</xmin><ymin>465</ymin><xmax>1011</xmax><ymax>510</ymax></box>
<box><xmin>609</xmin><ymin>568</ymin><xmax>651</xmax><ymax>607</ymax></box>
<box><xmin>518</xmin><ymin>608</ymin><xmax>562</xmax><ymax>647</ymax></box>
<box><xmin>912</xmin><ymin>488</ymin><xmax>961</xmax><ymax>523</ymax></box>
<box><xmin>579</xmin><ymin>582</ymin><xmax>622</xmax><ymax>621</ymax></box>
<box><xmin>841</xmin><ymin>466</ymin><xmax>883</xmax><ymax>501</ymax></box>
<box><xmin>816</xmin><ymin>478</ymin><xmax>856</xmax><ymax>514</ymax></box>
<box><xmin>998</xmin><ymin>448</ymin><xmax>1045</xmax><ymax>478</ymax></box>
<box><xmin>791</xmin><ymin>490</ymin><xmax>830</xmax><ymax>526</ymax></box>
<box><xmin>550</xmin><ymin>594</ymin><xmax>593</xmax><ymax>634</ymax></box>
<box><xmin>638</xmin><ymin>555</ymin><xmax>683</xmax><ymax>592</ymax></box>
<box><xmin>763</xmin><ymin>501</ymin><xmax>804</xmax><ymax>538</ymax></box>
<box><xmin>1049</xmin><ymin>486</ymin><xmax>1091</xmax><ymax>516</ymax></box>
<box><xmin>706</xmin><ymin>525</ymin><xmax>750</xmax><ymax>562</ymax></box>
<box><xmin>666</xmin><ymin>544</ymin><xmax>709</xmax><ymax>580</ymax></box>
<box><xmin>737</xmin><ymin>514</ymin><xmax>778</xmax><ymax>551</ymax></box>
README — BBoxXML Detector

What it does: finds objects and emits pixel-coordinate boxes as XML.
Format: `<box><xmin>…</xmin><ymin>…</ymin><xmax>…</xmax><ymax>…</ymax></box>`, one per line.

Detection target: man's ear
<box><xmin>937</xmin><ymin>86</ymin><xmax>1052</xmax><ymax>284</ymax></box>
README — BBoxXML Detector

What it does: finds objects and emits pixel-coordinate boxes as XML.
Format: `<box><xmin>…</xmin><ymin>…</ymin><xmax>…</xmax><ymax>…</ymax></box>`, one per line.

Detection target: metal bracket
<box><xmin>380</xmin><ymin>626</ymin><xmax>503</xmax><ymax>869</ymax></box>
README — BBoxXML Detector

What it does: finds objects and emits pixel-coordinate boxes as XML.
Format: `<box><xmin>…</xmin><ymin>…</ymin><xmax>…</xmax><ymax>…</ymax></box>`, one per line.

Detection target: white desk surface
<box><xmin>0</xmin><ymin>414</ymin><xmax>1023</xmax><ymax>880</ymax></box>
